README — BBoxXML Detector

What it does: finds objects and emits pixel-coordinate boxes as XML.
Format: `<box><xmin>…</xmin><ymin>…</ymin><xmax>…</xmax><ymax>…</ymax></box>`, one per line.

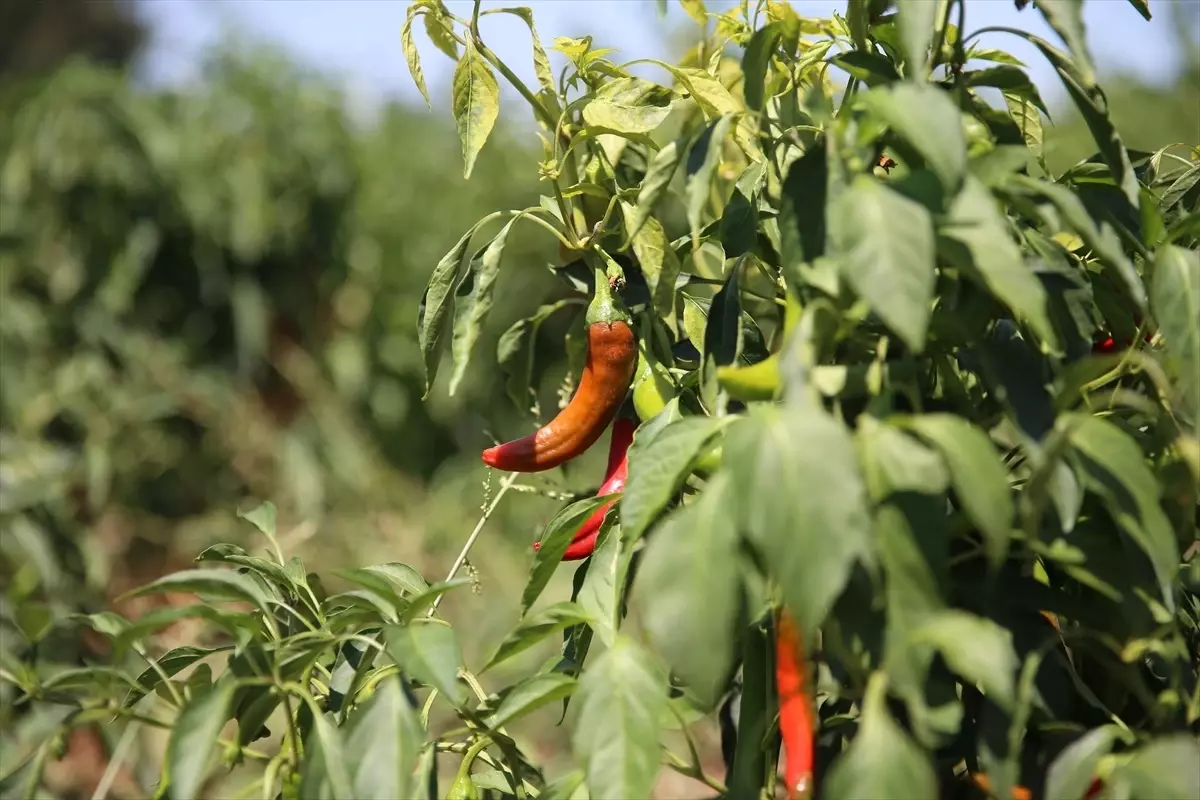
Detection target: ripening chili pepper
<box><xmin>533</xmin><ymin>416</ymin><xmax>635</xmax><ymax>561</ymax></box>
<box><xmin>482</xmin><ymin>264</ymin><xmax>637</xmax><ymax>472</ymax></box>
<box><xmin>775</xmin><ymin>609</ymin><xmax>815</xmax><ymax>800</ymax></box>
<box><xmin>1092</xmin><ymin>336</ymin><xmax>1118</xmax><ymax>353</ymax></box>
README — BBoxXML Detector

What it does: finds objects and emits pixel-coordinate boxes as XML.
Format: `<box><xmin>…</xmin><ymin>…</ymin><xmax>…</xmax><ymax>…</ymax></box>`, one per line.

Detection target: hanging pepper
<box><xmin>775</xmin><ymin>609</ymin><xmax>815</xmax><ymax>800</ymax></box>
<box><xmin>533</xmin><ymin>416</ymin><xmax>634</xmax><ymax>561</ymax></box>
<box><xmin>483</xmin><ymin>262</ymin><xmax>637</xmax><ymax>472</ymax></box>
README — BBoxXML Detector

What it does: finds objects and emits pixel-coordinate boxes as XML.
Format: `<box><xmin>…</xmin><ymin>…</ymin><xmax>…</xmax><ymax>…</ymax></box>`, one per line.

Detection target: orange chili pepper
<box><xmin>483</xmin><ymin>266</ymin><xmax>637</xmax><ymax>473</ymax></box>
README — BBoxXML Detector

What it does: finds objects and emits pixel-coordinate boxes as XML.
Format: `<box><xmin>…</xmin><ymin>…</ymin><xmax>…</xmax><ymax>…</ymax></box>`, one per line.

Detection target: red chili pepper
<box><xmin>776</xmin><ymin>609</ymin><xmax>815</xmax><ymax>800</ymax></box>
<box><xmin>483</xmin><ymin>270</ymin><xmax>637</xmax><ymax>473</ymax></box>
<box><xmin>533</xmin><ymin>417</ymin><xmax>634</xmax><ymax>561</ymax></box>
<box><xmin>1092</xmin><ymin>336</ymin><xmax>1117</xmax><ymax>353</ymax></box>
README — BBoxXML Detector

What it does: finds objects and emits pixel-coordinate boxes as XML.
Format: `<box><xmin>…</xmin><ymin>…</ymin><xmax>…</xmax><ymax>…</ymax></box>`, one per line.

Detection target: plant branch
<box><xmin>429</xmin><ymin>470</ymin><xmax>521</xmax><ymax>616</ymax></box>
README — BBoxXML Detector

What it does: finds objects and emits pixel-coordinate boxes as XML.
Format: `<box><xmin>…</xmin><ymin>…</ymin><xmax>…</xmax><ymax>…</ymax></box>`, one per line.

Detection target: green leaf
<box><xmin>125</xmin><ymin>568</ymin><xmax>274</xmax><ymax>614</ymax></box>
<box><xmin>621</xmin><ymin>202</ymin><xmax>680</xmax><ymax>319</ymax></box>
<box><xmin>358</xmin><ymin>563</ymin><xmax>430</xmax><ymax>598</ymax></box>
<box><xmin>685</xmin><ymin>114</ymin><xmax>734</xmax><ymax>241</ymax></box>
<box><xmin>577</xmin><ymin>520</ymin><xmax>631</xmax><ymax>647</ymax></box>
<box><xmin>125</xmin><ymin>646</ymin><xmax>231</xmax><ymax>708</ymax></box>
<box><xmin>385</xmin><ymin>623</ymin><xmax>464</xmax><ymax>706</ymax></box>
<box><xmin>635</xmin><ymin>473</ymin><xmax>739</xmax><ymax>708</ymax></box>
<box><xmin>831</xmin><ymin>175</ymin><xmax>936</xmax><ymax>351</ymax></box>
<box><xmin>572</xmin><ymin>636</ymin><xmax>666</xmax><ymax>800</ymax></box>
<box><xmin>448</xmin><ymin>217</ymin><xmax>517</xmax><ymax>396</ymax></box>
<box><xmin>727</xmin><ymin>404</ymin><xmax>873</xmax><ymax>633</ymax></box>
<box><xmin>862</xmin><ymin>82</ymin><xmax>967</xmax><ymax>194</ymax></box>
<box><xmin>895</xmin><ymin>0</ymin><xmax>936</xmax><ymax>79</ymax></box>
<box><xmin>1150</xmin><ymin>245</ymin><xmax>1200</xmax><ymax>423</ymax></box>
<box><xmin>452</xmin><ymin>39</ymin><xmax>500</xmax><ymax>179</ymax></box>
<box><xmin>418</xmin><ymin>224</ymin><xmax>478</xmax><ymax>398</ymax></box>
<box><xmin>421</xmin><ymin>3</ymin><xmax>458</xmax><ymax>60</ymax></box>
<box><xmin>858</xmin><ymin>417</ymin><xmax>950</xmax><ymax>500</ymax></box>
<box><xmin>1007</xmin><ymin>175</ymin><xmax>1143</xmax><ymax>309</ymax></box>
<box><xmin>965</xmin><ymin>66</ymin><xmax>1050</xmax><ymax>117</ymax></box>
<box><xmin>779</xmin><ymin>137</ymin><xmax>830</xmax><ymax>274</ymax></box>
<box><xmin>902</xmin><ymin>414</ymin><xmax>1013</xmax><ymax>568</ymax></box>
<box><xmin>301</xmin><ymin>709</ymin><xmax>355</xmax><ymax>800</ymax></box>
<box><xmin>831</xmin><ymin>51</ymin><xmax>901</xmax><ymax>86</ymax></box>
<box><xmin>719</xmin><ymin>174</ymin><xmax>761</xmax><ymax>259</ymax></box>
<box><xmin>581</xmin><ymin>77</ymin><xmax>677</xmax><ymax>135</ymax></box>
<box><xmin>345</xmin><ymin>676</ymin><xmax>425</xmax><ymax>800</ymax></box>
<box><xmin>1064</xmin><ymin>413</ymin><xmax>1180</xmax><ymax>605</ymax></box>
<box><xmin>704</xmin><ymin>259</ymin><xmax>744</xmax><ymax>368</ymax></box>
<box><xmin>823</xmin><ymin>673</ymin><xmax>938</xmax><ymax>800</ymax></box>
<box><xmin>484</xmin><ymin>602</ymin><xmax>592</xmax><ymax>672</ymax></box>
<box><xmin>1045</xmin><ymin>725</ymin><xmax>1120</xmax><ymax>800</ymax></box>
<box><xmin>1033</xmin><ymin>0</ymin><xmax>1096</xmax><ymax>88</ymax></box>
<box><xmin>621</xmin><ymin>416</ymin><xmax>723</xmax><ymax>542</ymax></box>
<box><xmin>910</xmin><ymin>610</ymin><xmax>1017</xmax><ymax>709</ymax></box>
<box><xmin>1017</xmin><ymin>31</ymin><xmax>1139</xmax><ymax>209</ymax></box>
<box><xmin>166</xmin><ymin>681</ymin><xmax>235</xmax><ymax>800</ymax></box>
<box><xmin>524</xmin><ymin>494</ymin><xmax>615</xmax><ymax>613</ymax></box>
<box><xmin>401</xmin><ymin>6</ymin><xmax>431</xmax><ymax>107</ymax></box>
<box><xmin>496</xmin><ymin>299</ymin><xmax>577</xmax><ymax>411</ymax></box>
<box><xmin>629</xmin><ymin>136</ymin><xmax>686</xmax><ymax>239</ymax></box>
<box><xmin>486</xmin><ymin>673</ymin><xmax>577</xmax><ymax>729</ymax></box>
<box><xmin>1109</xmin><ymin>735</ymin><xmax>1200</xmax><ymax>800</ymax></box>
<box><xmin>1005</xmin><ymin>92</ymin><xmax>1044</xmax><ymax>154</ymax></box>
<box><xmin>742</xmin><ymin>22</ymin><xmax>787</xmax><ymax>111</ymax></box>
<box><xmin>939</xmin><ymin>176</ymin><xmax>1058</xmax><ymax>349</ymax></box>
<box><xmin>679</xmin><ymin>0</ymin><xmax>707</xmax><ymax>25</ymax></box>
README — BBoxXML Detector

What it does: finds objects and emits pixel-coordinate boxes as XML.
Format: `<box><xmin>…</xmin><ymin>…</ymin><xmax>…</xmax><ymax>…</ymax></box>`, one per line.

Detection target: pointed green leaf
<box><xmin>895</xmin><ymin>0</ymin><xmax>936</xmax><ymax>79</ymax></box>
<box><xmin>167</xmin><ymin>681</ymin><xmax>235</xmax><ymax>800</ymax></box>
<box><xmin>863</xmin><ymin>82</ymin><xmax>966</xmax><ymax>193</ymax></box>
<box><xmin>452</xmin><ymin>39</ymin><xmax>500</xmax><ymax>179</ymax></box>
<box><xmin>823</xmin><ymin>673</ymin><xmax>938</xmax><ymax>800</ymax></box>
<box><xmin>685</xmin><ymin>114</ymin><xmax>734</xmax><ymax>241</ymax></box>
<box><xmin>385</xmin><ymin>623</ymin><xmax>464</xmax><ymax>706</ymax></box>
<box><xmin>1150</xmin><ymin>245</ymin><xmax>1200</xmax><ymax>423</ymax></box>
<box><xmin>1064</xmin><ymin>413</ymin><xmax>1180</xmax><ymax>604</ymax></box>
<box><xmin>301</xmin><ymin>709</ymin><xmax>354</xmax><ymax>800</ymax></box>
<box><xmin>1045</xmin><ymin>726</ymin><xmax>1121</xmax><ymax>800</ymax></box>
<box><xmin>572</xmin><ymin>636</ymin><xmax>666</xmax><ymax>800</ymax></box>
<box><xmin>418</xmin><ymin>224</ymin><xmax>479</xmax><ymax>398</ymax></box>
<box><xmin>940</xmin><ymin>176</ymin><xmax>1057</xmax><ymax>349</ymax></box>
<box><xmin>581</xmin><ymin>77</ymin><xmax>677</xmax><ymax>135</ymax></box>
<box><xmin>486</xmin><ymin>673</ymin><xmax>578</xmax><ymax>729</ymax></box>
<box><xmin>831</xmin><ymin>176</ymin><xmax>935</xmax><ymax>351</ymax></box>
<box><xmin>902</xmin><ymin>414</ymin><xmax>1013</xmax><ymax>568</ymax></box>
<box><xmin>484</xmin><ymin>602</ymin><xmax>592</xmax><ymax>672</ymax></box>
<box><xmin>621</xmin><ymin>416</ymin><xmax>723</xmax><ymax>542</ymax></box>
<box><xmin>346</xmin><ymin>677</ymin><xmax>425</xmax><ymax>800</ymax></box>
<box><xmin>448</xmin><ymin>217</ymin><xmax>517</xmax><ymax>396</ymax></box>
<box><xmin>727</xmin><ymin>404</ymin><xmax>873</xmax><ymax>633</ymax></box>
<box><xmin>635</xmin><ymin>473</ymin><xmax>739</xmax><ymax>708</ymax></box>
<box><xmin>401</xmin><ymin>6</ymin><xmax>432</xmax><ymax>107</ymax></box>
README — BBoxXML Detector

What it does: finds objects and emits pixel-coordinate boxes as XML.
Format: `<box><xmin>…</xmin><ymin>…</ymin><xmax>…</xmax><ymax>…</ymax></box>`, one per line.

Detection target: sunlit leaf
<box><xmin>452</xmin><ymin>39</ymin><xmax>500</xmax><ymax>179</ymax></box>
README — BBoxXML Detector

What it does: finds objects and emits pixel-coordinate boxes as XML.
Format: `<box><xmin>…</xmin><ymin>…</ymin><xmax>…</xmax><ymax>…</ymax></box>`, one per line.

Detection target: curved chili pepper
<box><xmin>776</xmin><ymin>609</ymin><xmax>815</xmax><ymax>800</ymax></box>
<box><xmin>533</xmin><ymin>416</ymin><xmax>635</xmax><ymax>561</ymax></box>
<box><xmin>483</xmin><ymin>264</ymin><xmax>636</xmax><ymax>473</ymax></box>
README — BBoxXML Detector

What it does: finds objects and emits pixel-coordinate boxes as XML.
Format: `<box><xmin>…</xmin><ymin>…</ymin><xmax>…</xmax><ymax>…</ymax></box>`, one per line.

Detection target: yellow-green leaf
<box><xmin>451</xmin><ymin>39</ymin><xmax>500</xmax><ymax>179</ymax></box>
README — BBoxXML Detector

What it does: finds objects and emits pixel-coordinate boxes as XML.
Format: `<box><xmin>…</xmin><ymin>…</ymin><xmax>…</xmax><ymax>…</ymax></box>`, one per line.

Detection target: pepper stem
<box><xmin>585</xmin><ymin>251</ymin><xmax>632</xmax><ymax>326</ymax></box>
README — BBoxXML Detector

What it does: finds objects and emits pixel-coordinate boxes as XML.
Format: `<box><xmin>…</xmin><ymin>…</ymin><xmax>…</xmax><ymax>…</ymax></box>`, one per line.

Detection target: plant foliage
<box><xmin>4</xmin><ymin>0</ymin><xmax>1198</xmax><ymax>798</ymax></box>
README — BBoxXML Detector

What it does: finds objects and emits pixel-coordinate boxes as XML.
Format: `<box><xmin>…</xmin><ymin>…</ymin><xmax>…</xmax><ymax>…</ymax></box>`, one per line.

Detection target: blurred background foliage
<box><xmin>0</xmin><ymin>1</ymin><xmax>1195</xmax><ymax>796</ymax></box>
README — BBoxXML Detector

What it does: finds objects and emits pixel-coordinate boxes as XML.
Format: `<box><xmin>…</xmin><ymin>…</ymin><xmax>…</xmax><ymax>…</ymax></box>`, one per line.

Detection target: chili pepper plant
<box><xmin>5</xmin><ymin>0</ymin><xmax>1198</xmax><ymax>798</ymax></box>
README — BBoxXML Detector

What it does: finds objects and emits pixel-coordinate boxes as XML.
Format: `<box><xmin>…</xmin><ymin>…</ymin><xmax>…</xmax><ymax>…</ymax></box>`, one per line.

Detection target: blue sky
<box><xmin>138</xmin><ymin>0</ymin><xmax>1193</xmax><ymax>118</ymax></box>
